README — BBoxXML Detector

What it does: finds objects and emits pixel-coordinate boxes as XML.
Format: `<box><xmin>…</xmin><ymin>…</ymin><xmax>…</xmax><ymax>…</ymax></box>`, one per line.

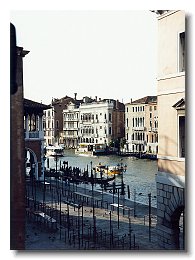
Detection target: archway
<box><xmin>25</xmin><ymin>147</ymin><xmax>38</xmax><ymax>180</ymax></box>
<box><xmin>170</xmin><ymin>206</ymin><xmax>185</xmax><ymax>249</ymax></box>
<box><xmin>157</xmin><ymin>185</ymin><xmax>185</xmax><ymax>249</ymax></box>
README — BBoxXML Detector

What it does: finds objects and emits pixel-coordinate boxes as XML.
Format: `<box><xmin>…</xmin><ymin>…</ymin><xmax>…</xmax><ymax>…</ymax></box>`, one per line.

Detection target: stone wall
<box><xmin>156</xmin><ymin>181</ymin><xmax>184</xmax><ymax>249</ymax></box>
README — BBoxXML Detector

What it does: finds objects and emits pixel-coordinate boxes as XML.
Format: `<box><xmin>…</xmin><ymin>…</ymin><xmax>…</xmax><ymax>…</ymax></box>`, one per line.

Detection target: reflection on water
<box><xmin>46</xmin><ymin>149</ymin><xmax>157</xmax><ymax>207</ymax></box>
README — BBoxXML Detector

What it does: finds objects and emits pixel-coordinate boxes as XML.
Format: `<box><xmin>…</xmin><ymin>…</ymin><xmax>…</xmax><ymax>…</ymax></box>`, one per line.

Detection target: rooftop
<box><xmin>126</xmin><ymin>96</ymin><xmax>157</xmax><ymax>105</ymax></box>
<box><xmin>24</xmin><ymin>98</ymin><xmax>51</xmax><ymax>114</ymax></box>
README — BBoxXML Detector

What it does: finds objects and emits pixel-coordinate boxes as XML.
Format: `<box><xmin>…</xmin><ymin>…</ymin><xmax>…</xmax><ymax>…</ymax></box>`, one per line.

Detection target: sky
<box><xmin>10</xmin><ymin>10</ymin><xmax>157</xmax><ymax>105</ymax></box>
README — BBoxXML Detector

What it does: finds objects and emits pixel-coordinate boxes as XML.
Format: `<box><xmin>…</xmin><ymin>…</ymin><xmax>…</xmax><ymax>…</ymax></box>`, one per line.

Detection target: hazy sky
<box><xmin>11</xmin><ymin>10</ymin><xmax>157</xmax><ymax>105</ymax></box>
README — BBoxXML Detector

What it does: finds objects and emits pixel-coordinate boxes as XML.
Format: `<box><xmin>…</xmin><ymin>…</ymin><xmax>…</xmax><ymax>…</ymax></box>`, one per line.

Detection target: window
<box><xmin>56</xmin><ymin>120</ymin><xmax>59</xmax><ymax>129</ymax></box>
<box><xmin>179</xmin><ymin>116</ymin><xmax>185</xmax><ymax>157</ymax></box>
<box><xmin>149</xmin><ymin>106</ymin><xmax>152</xmax><ymax>111</ymax></box>
<box><xmin>109</xmin><ymin>113</ymin><xmax>112</xmax><ymax>122</ymax></box>
<box><xmin>126</xmin><ymin>118</ymin><xmax>128</xmax><ymax>127</ymax></box>
<box><xmin>133</xmin><ymin>118</ymin><xmax>134</xmax><ymax>127</ymax></box>
<box><xmin>109</xmin><ymin>127</ymin><xmax>112</xmax><ymax>135</ymax></box>
<box><xmin>126</xmin><ymin>133</ymin><xmax>128</xmax><ymax>141</ymax></box>
<box><xmin>179</xmin><ymin>32</ymin><xmax>185</xmax><ymax>72</ymax></box>
<box><xmin>154</xmin><ymin>106</ymin><xmax>157</xmax><ymax>110</ymax></box>
<box><xmin>126</xmin><ymin>107</ymin><xmax>128</xmax><ymax>113</ymax></box>
<box><xmin>133</xmin><ymin>107</ymin><xmax>134</xmax><ymax>112</ymax></box>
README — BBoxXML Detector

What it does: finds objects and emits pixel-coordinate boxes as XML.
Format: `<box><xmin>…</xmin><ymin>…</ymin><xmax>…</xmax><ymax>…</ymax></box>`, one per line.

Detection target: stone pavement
<box><xmin>25</xmin><ymin>180</ymin><xmax>160</xmax><ymax>250</ymax></box>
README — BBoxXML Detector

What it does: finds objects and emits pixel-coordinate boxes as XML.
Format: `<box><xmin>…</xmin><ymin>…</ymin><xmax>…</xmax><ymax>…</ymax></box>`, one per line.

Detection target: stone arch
<box><xmin>157</xmin><ymin>184</ymin><xmax>184</xmax><ymax>249</ymax></box>
<box><xmin>25</xmin><ymin>147</ymin><xmax>39</xmax><ymax>180</ymax></box>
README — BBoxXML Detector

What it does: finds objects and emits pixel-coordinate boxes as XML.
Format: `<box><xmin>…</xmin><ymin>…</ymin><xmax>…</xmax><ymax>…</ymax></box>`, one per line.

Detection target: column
<box><xmin>39</xmin><ymin>113</ymin><xmax>44</xmax><ymax>139</ymax></box>
<box><xmin>25</xmin><ymin>114</ymin><xmax>29</xmax><ymax>139</ymax></box>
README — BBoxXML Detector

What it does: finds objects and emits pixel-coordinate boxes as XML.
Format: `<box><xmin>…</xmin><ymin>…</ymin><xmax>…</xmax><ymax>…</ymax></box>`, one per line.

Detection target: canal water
<box><xmin>46</xmin><ymin>149</ymin><xmax>157</xmax><ymax>207</ymax></box>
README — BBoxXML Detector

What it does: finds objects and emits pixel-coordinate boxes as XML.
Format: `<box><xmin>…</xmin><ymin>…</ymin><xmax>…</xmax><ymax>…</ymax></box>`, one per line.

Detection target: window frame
<box><xmin>177</xmin><ymin>113</ymin><xmax>185</xmax><ymax>158</ymax></box>
<box><xmin>177</xmin><ymin>31</ymin><xmax>185</xmax><ymax>73</ymax></box>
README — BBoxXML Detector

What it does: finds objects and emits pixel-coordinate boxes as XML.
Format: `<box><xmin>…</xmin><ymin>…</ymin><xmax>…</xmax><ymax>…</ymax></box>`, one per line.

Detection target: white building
<box><xmin>125</xmin><ymin>96</ymin><xmax>158</xmax><ymax>155</ymax></box>
<box><xmin>43</xmin><ymin>106</ymin><xmax>55</xmax><ymax>146</ymax></box>
<box><xmin>79</xmin><ymin>99</ymin><xmax>114</xmax><ymax>146</ymax></box>
<box><xmin>62</xmin><ymin>101</ymin><xmax>80</xmax><ymax>148</ymax></box>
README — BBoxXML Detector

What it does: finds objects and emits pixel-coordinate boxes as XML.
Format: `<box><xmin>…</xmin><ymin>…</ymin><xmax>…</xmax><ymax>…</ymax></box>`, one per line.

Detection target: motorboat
<box><xmin>45</xmin><ymin>145</ymin><xmax>64</xmax><ymax>157</ymax></box>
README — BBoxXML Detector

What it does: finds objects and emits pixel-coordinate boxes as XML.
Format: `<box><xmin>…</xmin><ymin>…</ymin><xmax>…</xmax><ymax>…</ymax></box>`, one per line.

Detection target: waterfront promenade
<box><xmin>25</xmin><ymin>178</ymin><xmax>160</xmax><ymax>250</ymax></box>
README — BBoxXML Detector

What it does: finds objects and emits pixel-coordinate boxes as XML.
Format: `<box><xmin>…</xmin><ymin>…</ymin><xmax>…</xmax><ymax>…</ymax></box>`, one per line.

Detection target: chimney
<box><xmin>131</xmin><ymin>98</ymin><xmax>132</xmax><ymax>103</ymax></box>
<box><xmin>95</xmin><ymin>96</ymin><xmax>97</xmax><ymax>101</ymax></box>
<box><xmin>74</xmin><ymin>93</ymin><xmax>77</xmax><ymax>100</ymax></box>
<box><xmin>116</xmin><ymin>99</ymin><xmax>119</xmax><ymax>109</ymax></box>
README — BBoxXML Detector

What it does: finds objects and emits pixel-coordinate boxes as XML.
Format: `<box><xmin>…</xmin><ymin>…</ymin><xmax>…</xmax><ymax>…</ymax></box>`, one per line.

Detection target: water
<box><xmin>46</xmin><ymin>149</ymin><xmax>157</xmax><ymax>207</ymax></box>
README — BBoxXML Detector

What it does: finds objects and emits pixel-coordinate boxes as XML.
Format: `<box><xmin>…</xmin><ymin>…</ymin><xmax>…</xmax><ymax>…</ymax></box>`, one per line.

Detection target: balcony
<box><xmin>131</xmin><ymin>140</ymin><xmax>146</xmax><ymax>145</ymax></box>
<box><xmin>152</xmin><ymin>127</ymin><xmax>158</xmax><ymax>132</ymax></box>
<box><xmin>63</xmin><ymin>127</ymin><xmax>77</xmax><ymax>131</ymax></box>
<box><xmin>132</xmin><ymin>126</ymin><xmax>145</xmax><ymax>131</ymax></box>
<box><xmin>25</xmin><ymin>131</ymin><xmax>44</xmax><ymax>140</ymax></box>
<box><xmin>148</xmin><ymin>127</ymin><xmax>158</xmax><ymax>132</ymax></box>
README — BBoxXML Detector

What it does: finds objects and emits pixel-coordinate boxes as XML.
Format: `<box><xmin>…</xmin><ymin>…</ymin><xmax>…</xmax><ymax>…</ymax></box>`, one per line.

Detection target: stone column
<box><xmin>25</xmin><ymin>114</ymin><xmax>29</xmax><ymax>139</ymax></box>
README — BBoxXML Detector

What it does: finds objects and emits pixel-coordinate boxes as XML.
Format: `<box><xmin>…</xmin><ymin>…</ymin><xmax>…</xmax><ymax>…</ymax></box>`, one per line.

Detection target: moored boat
<box><xmin>45</xmin><ymin>145</ymin><xmax>64</xmax><ymax>157</ymax></box>
<box><xmin>95</xmin><ymin>163</ymin><xmax>126</xmax><ymax>176</ymax></box>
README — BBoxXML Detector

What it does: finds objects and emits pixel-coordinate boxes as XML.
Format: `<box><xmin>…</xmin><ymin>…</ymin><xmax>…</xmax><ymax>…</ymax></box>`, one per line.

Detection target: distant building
<box><xmin>156</xmin><ymin>10</ymin><xmax>185</xmax><ymax>249</ymax></box>
<box><xmin>62</xmin><ymin>100</ymin><xmax>81</xmax><ymax>148</ymax></box>
<box><xmin>62</xmin><ymin>97</ymin><xmax>125</xmax><ymax>150</ymax></box>
<box><xmin>125</xmin><ymin>96</ymin><xmax>158</xmax><ymax>155</ymax></box>
<box><xmin>51</xmin><ymin>95</ymin><xmax>75</xmax><ymax>144</ymax></box>
<box><xmin>43</xmin><ymin>106</ymin><xmax>55</xmax><ymax>146</ymax></box>
<box><xmin>79</xmin><ymin>98</ymin><xmax>125</xmax><ymax>148</ymax></box>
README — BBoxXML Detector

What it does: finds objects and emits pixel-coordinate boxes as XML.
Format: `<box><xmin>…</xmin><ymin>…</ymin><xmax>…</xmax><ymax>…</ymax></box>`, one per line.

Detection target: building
<box><xmin>10</xmin><ymin>43</ymin><xmax>28</xmax><ymax>249</ymax></box>
<box><xmin>10</xmin><ymin>25</ymin><xmax>51</xmax><ymax>249</ymax></box>
<box><xmin>79</xmin><ymin>98</ymin><xmax>125</xmax><ymax>149</ymax></box>
<box><xmin>125</xmin><ymin>96</ymin><xmax>158</xmax><ymax>156</ymax></box>
<box><xmin>155</xmin><ymin>10</ymin><xmax>185</xmax><ymax>249</ymax></box>
<box><xmin>51</xmin><ymin>95</ymin><xmax>75</xmax><ymax>144</ymax></box>
<box><xmin>62</xmin><ymin>100</ymin><xmax>81</xmax><ymax>148</ymax></box>
<box><xmin>43</xmin><ymin>106</ymin><xmax>55</xmax><ymax>146</ymax></box>
<box><xmin>24</xmin><ymin>98</ymin><xmax>50</xmax><ymax>181</ymax></box>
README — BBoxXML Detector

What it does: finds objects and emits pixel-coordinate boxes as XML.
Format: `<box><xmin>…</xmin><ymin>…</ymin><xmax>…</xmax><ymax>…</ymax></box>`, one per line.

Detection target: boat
<box><xmin>45</xmin><ymin>145</ymin><xmax>64</xmax><ymax>157</ymax></box>
<box><xmin>75</xmin><ymin>143</ymin><xmax>93</xmax><ymax>156</ymax></box>
<box><xmin>75</xmin><ymin>143</ymin><xmax>107</xmax><ymax>156</ymax></box>
<box><xmin>95</xmin><ymin>163</ymin><xmax>125</xmax><ymax>176</ymax></box>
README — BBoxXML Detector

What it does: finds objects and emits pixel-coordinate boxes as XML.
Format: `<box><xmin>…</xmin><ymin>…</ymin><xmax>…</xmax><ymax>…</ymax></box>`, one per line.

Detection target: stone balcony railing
<box><xmin>131</xmin><ymin>140</ymin><xmax>146</xmax><ymax>145</ymax></box>
<box><xmin>132</xmin><ymin>126</ymin><xmax>145</xmax><ymax>131</ymax></box>
<box><xmin>25</xmin><ymin>131</ymin><xmax>44</xmax><ymax>140</ymax></box>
